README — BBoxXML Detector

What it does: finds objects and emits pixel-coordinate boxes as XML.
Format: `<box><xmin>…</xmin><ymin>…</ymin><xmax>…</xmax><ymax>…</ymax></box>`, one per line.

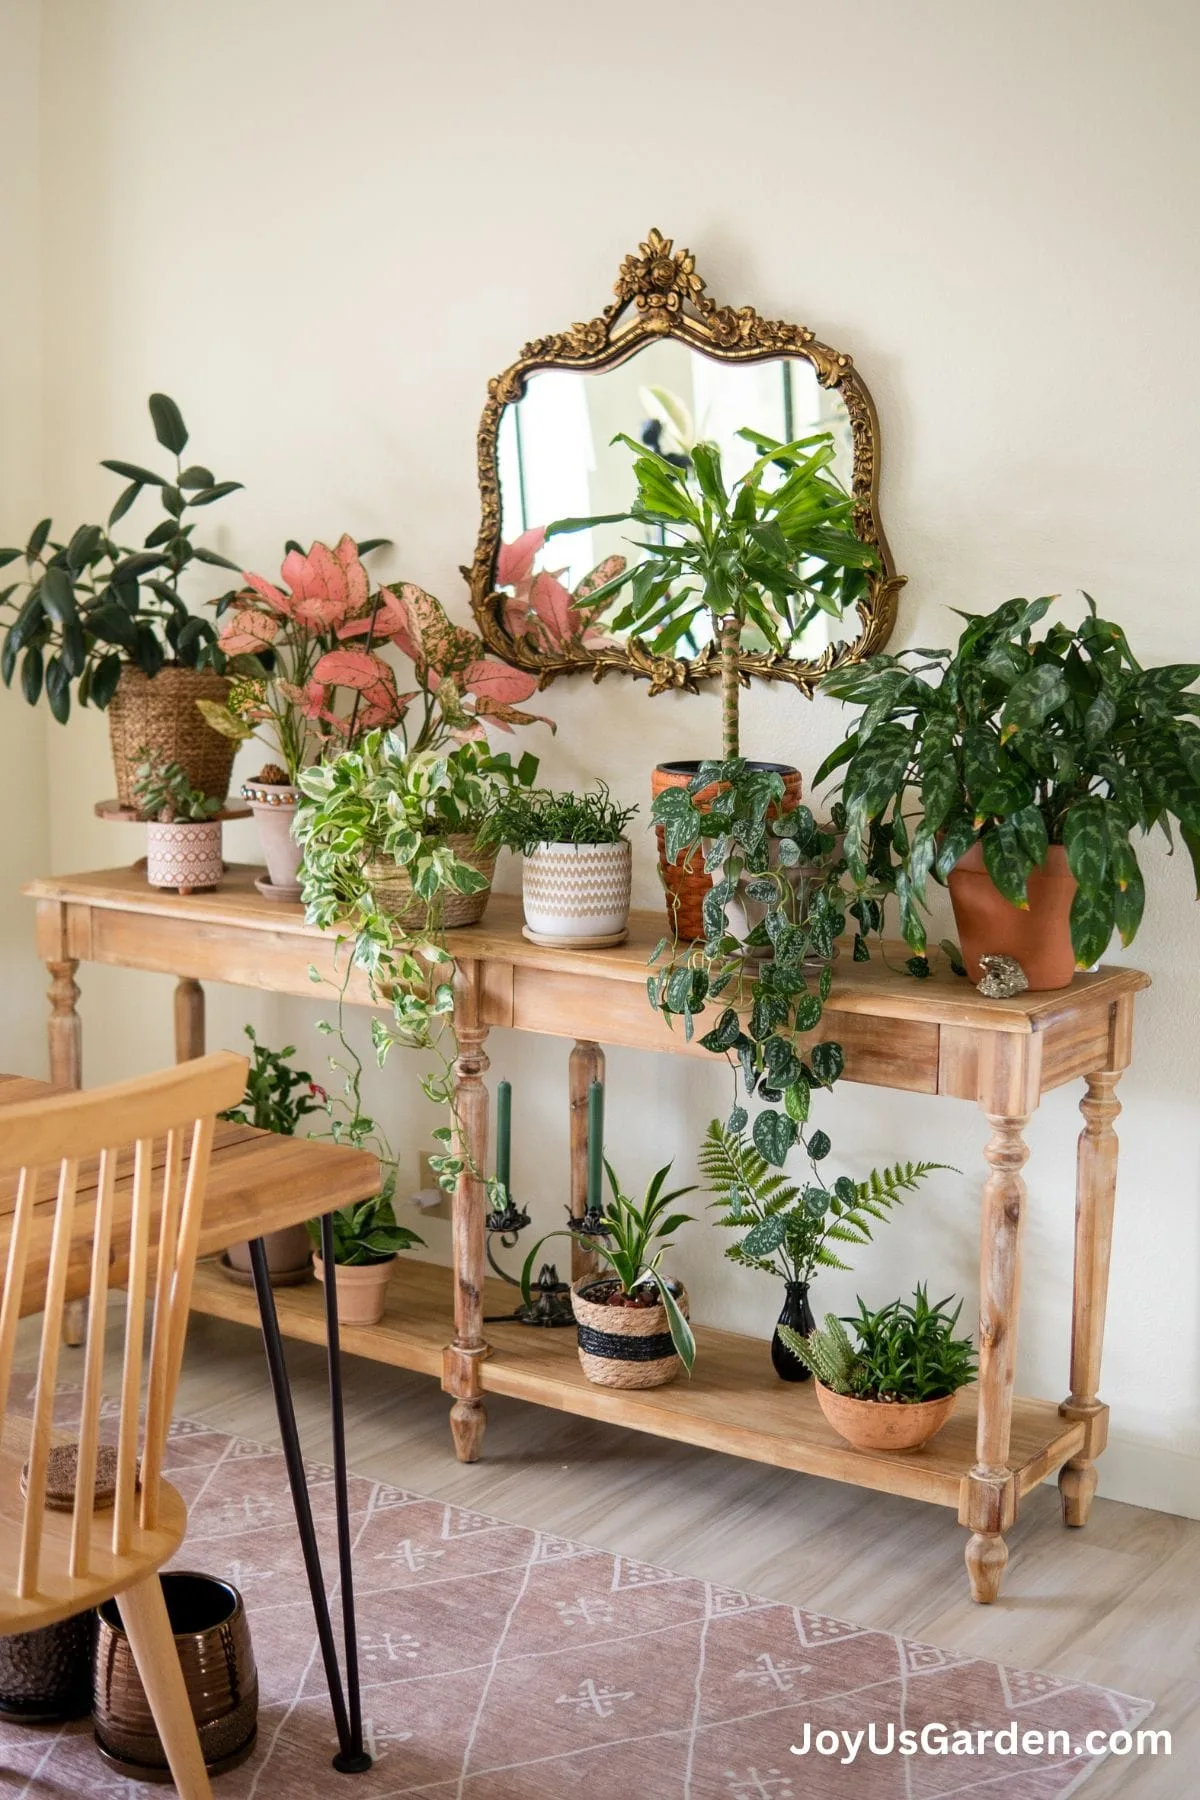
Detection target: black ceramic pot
<box><xmin>771</xmin><ymin>1281</ymin><xmax>816</xmax><ymax>1382</ymax></box>
<box><xmin>0</xmin><ymin>1613</ymin><xmax>94</xmax><ymax>1724</ymax></box>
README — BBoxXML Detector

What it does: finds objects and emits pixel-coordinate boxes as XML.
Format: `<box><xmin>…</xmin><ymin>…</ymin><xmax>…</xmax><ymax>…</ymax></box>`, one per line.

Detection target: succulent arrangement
<box><xmin>130</xmin><ymin>753</ymin><xmax>222</xmax><ymax>823</ymax></box>
<box><xmin>781</xmin><ymin>1287</ymin><xmax>977</xmax><ymax>1403</ymax></box>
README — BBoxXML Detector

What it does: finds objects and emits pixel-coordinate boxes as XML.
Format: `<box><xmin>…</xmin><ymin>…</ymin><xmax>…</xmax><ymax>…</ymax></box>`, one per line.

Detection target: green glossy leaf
<box><xmin>807</xmin><ymin>1129</ymin><xmax>831</xmax><ymax>1162</ymax></box>
<box><xmin>39</xmin><ymin>565</ymin><xmax>77</xmax><ymax>626</ymax></box>
<box><xmin>753</xmin><ymin>1109</ymin><xmax>797</xmax><ymax>1168</ymax></box>
<box><xmin>148</xmin><ymin>392</ymin><xmax>188</xmax><ymax>454</ymax></box>
<box><xmin>1063</xmin><ymin>800</ymin><xmax>1108</xmax><ymax>893</ymax></box>
<box><xmin>999</xmin><ymin>663</ymin><xmax>1068</xmax><ymax>740</ymax></box>
<box><xmin>1069</xmin><ymin>882</ymin><xmax>1115</xmax><ymax>968</ymax></box>
<box><xmin>100</xmin><ymin>459</ymin><xmax>164</xmax><ymax>487</ymax></box>
<box><xmin>982</xmin><ymin>820</ymin><xmax>1033</xmax><ymax>907</ymax></box>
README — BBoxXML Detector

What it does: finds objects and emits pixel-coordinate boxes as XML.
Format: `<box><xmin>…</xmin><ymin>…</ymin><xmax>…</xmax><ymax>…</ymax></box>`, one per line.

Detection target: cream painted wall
<box><xmin>4</xmin><ymin>0</ymin><xmax>1199</xmax><ymax>1516</ymax></box>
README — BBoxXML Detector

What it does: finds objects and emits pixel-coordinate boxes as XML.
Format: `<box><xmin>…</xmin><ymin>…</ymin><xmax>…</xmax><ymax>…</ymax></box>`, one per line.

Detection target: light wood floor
<box><xmin>15</xmin><ymin>1293</ymin><xmax>1197</xmax><ymax>1797</ymax></box>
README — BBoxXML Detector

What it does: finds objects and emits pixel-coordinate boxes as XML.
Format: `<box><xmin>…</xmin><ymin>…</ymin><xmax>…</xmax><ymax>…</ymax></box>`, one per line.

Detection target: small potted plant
<box><xmin>0</xmin><ymin>393</ymin><xmax>246</xmax><ymax>806</ymax></box>
<box><xmin>782</xmin><ymin>1286</ymin><xmax>977</xmax><ymax>1452</ymax></box>
<box><xmin>220</xmin><ymin>1026</ymin><xmax>329</xmax><ymax>1284</ymax></box>
<box><xmin>699</xmin><ymin>1116</ymin><xmax>949</xmax><ymax>1380</ymax></box>
<box><xmin>131</xmin><ymin>752</ymin><xmax>223</xmax><ymax>892</ymax></box>
<box><xmin>820</xmin><ymin>594</ymin><xmax>1200</xmax><ymax>987</ymax></box>
<box><xmin>547</xmin><ymin>429</ymin><xmax>875</xmax><ymax>935</ymax></box>
<box><xmin>308</xmin><ymin>1186</ymin><xmax>424</xmax><ymax>1326</ymax></box>
<box><xmin>486</xmin><ymin>782</ymin><xmax>638</xmax><ymax>945</ymax></box>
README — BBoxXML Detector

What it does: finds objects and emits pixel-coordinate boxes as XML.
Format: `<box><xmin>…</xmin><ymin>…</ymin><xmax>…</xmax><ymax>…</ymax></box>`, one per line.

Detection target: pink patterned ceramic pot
<box><xmin>145</xmin><ymin>819</ymin><xmax>224</xmax><ymax>893</ymax></box>
<box><xmin>522</xmin><ymin>839</ymin><xmax>632</xmax><ymax>943</ymax></box>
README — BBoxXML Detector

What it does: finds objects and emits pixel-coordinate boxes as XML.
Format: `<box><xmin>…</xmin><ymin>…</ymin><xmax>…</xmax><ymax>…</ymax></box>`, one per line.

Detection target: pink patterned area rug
<box><xmin>1</xmin><ymin>1411</ymin><xmax>1152</xmax><ymax>1799</ymax></box>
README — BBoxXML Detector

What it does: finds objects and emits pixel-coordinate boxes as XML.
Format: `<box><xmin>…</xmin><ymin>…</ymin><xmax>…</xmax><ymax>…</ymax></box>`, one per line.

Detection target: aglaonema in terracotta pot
<box><xmin>543</xmin><ymin>428</ymin><xmax>878</xmax><ymax>937</ymax></box>
<box><xmin>781</xmin><ymin>1286</ymin><xmax>977</xmax><ymax>1453</ymax></box>
<box><xmin>309</xmin><ymin>1190</ymin><xmax>424</xmax><ymax>1328</ymax></box>
<box><xmin>821</xmin><ymin>594</ymin><xmax>1200</xmax><ymax>989</ymax></box>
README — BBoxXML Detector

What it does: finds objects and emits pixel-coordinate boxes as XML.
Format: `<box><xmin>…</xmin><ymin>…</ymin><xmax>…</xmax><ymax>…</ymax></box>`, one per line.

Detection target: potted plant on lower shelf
<box><xmin>486</xmin><ymin>782</ymin><xmax>638</xmax><ymax>945</ymax></box>
<box><xmin>309</xmin><ymin>1188</ymin><xmax>424</xmax><ymax>1326</ymax></box>
<box><xmin>782</xmin><ymin>1287</ymin><xmax>977</xmax><ymax>1452</ymax></box>
<box><xmin>820</xmin><ymin>593</ymin><xmax>1200</xmax><ymax>988</ymax></box>
<box><xmin>131</xmin><ymin>752</ymin><xmax>223</xmax><ymax>893</ymax></box>
<box><xmin>566</xmin><ymin>1163</ymin><xmax>697</xmax><ymax>1390</ymax></box>
<box><xmin>699</xmin><ymin>1117</ymin><xmax>949</xmax><ymax>1380</ymax></box>
<box><xmin>219</xmin><ymin>1026</ymin><xmax>329</xmax><ymax>1285</ymax></box>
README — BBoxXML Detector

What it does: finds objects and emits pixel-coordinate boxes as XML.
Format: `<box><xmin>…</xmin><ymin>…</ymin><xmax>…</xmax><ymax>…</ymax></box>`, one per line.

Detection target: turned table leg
<box><xmin>569</xmin><ymin>1039</ymin><xmax>605</xmax><ymax>1286</ymax></box>
<box><xmin>48</xmin><ymin>959</ymin><xmax>89</xmax><ymax>1348</ymax></box>
<box><xmin>174</xmin><ymin>977</ymin><xmax>205</xmax><ymax>1062</ymax></box>
<box><xmin>444</xmin><ymin>992</ymin><xmax>491</xmax><ymax>1463</ymax></box>
<box><xmin>961</xmin><ymin>1111</ymin><xmax>1029</xmax><ymax>1603</ymax></box>
<box><xmin>1058</xmin><ymin>1068</ymin><xmax>1123</xmax><ymax>1527</ymax></box>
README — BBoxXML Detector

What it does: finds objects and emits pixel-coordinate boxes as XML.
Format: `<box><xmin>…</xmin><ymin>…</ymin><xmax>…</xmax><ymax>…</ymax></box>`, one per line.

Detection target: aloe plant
<box><xmin>781</xmin><ymin>1286</ymin><xmax>977</xmax><ymax>1402</ymax></box>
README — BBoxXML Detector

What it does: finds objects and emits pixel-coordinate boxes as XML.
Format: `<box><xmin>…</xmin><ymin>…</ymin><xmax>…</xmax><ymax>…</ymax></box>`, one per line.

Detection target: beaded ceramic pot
<box><xmin>242</xmin><ymin>778</ymin><xmax>302</xmax><ymax>898</ymax></box>
<box><xmin>144</xmin><ymin>819</ymin><xmax>224</xmax><ymax>893</ymax></box>
<box><xmin>522</xmin><ymin>840</ymin><xmax>632</xmax><ymax>944</ymax></box>
<box><xmin>570</xmin><ymin>1277</ymin><xmax>689</xmax><ymax>1389</ymax></box>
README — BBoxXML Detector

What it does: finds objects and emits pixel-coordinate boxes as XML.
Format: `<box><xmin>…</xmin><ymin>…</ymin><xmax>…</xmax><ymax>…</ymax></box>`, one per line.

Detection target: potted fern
<box><xmin>783</xmin><ymin>1287</ymin><xmax>977</xmax><ymax>1451</ymax></box>
<box><xmin>700</xmin><ymin>1117</ymin><xmax>948</xmax><ymax>1379</ymax></box>
<box><xmin>485</xmin><ymin>782</ymin><xmax>638</xmax><ymax>945</ymax></box>
<box><xmin>131</xmin><ymin>752</ymin><xmax>223</xmax><ymax>893</ymax></box>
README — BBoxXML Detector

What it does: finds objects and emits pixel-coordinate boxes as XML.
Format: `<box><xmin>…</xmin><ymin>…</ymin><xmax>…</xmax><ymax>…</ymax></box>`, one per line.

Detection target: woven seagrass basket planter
<box><xmin>571</xmin><ymin>1277</ymin><xmax>689</xmax><ymax>1390</ymax></box>
<box><xmin>107</xmin><ymin>666</ymin><xmax>237</xmax><ymax>808</ymax></box>
<box><xmin>364</xmin><ymin>834</ymin><xmax>497</xmax><ymax>930</ymax></box>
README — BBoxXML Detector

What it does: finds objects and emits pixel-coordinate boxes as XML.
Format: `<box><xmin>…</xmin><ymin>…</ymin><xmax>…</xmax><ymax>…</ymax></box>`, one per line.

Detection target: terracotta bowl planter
<box><xmin>242</xmin><ymin>778</ymin><xmax>302</xmax><ymax>898</ymax></box>
<box><xmin>94</xmin><ymin>1573</ymin><xmax>257</xmax><ymax>1780</ymax></box>
<box><xmin>652</xmin><ymin>761</ymin><xmax>803</xmax><ymax>940</ymax></box>
<box><xmin>107</xmin><ymin>665</ymin><xmax>236</xmax><ymax>809</ymax></box>
<box><xmin>571</xmin><ymin>1276</ymin><xmax>688</xmax><ymax>1389</ymax></box>
<box><xmin>522</xmin><ymin>839</ymin><xmax>632</xmax><ymax>944</ymax></box>
<box><xmin>813</xmin><ymin>1380</ymin><xmax>959</xmax><ymax>1453</ymax></box>
<box><xmin>313</xmin><ymin>1252</ymin><xmax>395</xmax><ymax>1326</ymax></box>
<box><xmin>947</xmin><ymin>842</ymin><xmax>1078</xmax><ymax>989</ymax></box>
<box><xmin>364</xmin><ymin>834</ymin><xmax>497</xmax><ymax>930</ymax></box>
<box><xmin>144</xmin><ymin>818</ymin><xmax>224</xmax><ymax>893</ymax></box>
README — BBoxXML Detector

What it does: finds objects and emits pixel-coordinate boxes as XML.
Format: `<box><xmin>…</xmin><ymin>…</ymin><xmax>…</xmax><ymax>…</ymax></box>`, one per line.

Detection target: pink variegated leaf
<box><xmin>336</xmin><ymin>589</ymin><xmax>411</xmax><ymax>642</ymax></box>
<box><xmin>312</xmin><ymin>649</ymin><xmax>402</xmax><ymax>727</ymax></box>
<box><xmin>573</xmin><ymin>554</ymin><xmax>626</xmax><ymax>606</ymax></box>
<box><xmin>393</xmin><ymin>583</ymin><xmax>483</xmax><ymax>676</ymax></box>
<box><xmin>460</xmin><ymin>657</ymin><xmax>539</xmax><ymax>704</ymax></box>
<box><xmin>472</xmin><ymin>694</ymin><xmax>557</xmax><ymax>734</ymax></box>
<box><xmin>218</xmin><ymin>609</ymin><xmax>280</xmax><ymax>655</ymax></box>
<box><xmin>496</xmin><ymin>526</ymin><xmax>545</xmax><ymax>588</ymax></box>
<box><xmin>528</xmin><ymin>571</ymin><xmax>576</xmax><ymax>648</ymax></box>
<box><xmin>243</xmin><ymin>572</ymin><xmax>294</xmax><ymax>616</ymax></box>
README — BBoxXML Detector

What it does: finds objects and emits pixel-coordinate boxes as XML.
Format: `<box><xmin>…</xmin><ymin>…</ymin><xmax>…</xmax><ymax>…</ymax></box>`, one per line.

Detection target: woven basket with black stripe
<box><xmin>570</xmin><ymin>1277</ymin><xmax>689</xmax><ymax>1390</ymax></box>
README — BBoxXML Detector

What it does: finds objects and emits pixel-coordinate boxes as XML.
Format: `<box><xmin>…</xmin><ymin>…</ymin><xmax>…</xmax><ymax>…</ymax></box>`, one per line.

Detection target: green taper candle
<box><xmin>496</xmin><ymin>1079</ymin><xmax>512</xmax><ymax>1191</ymax></box>
<box><xmin>587</xmin><ymin>1079</ymin><xmax>603</xmax><ymax>1213</ymax></box>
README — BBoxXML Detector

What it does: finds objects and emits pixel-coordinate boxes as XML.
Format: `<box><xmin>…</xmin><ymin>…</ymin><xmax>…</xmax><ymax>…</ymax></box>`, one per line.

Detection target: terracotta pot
<box><xmin>144</xmin><ymin>818</ymin><xmax>224</xmax><ymax>893</ymax></box>
<box><xmin>0</xmin><ymin>1613</ymin><xmax>94</xmax><ymax>1724</ymax></box>
<box><xmin>107</xmin><ymin>665</ymin><xmax>236</xmax><ymax>809</ymax></box>
<box><xmin>813</xmin><ymin>1380</ymin><xmax>959</xmax><ymax>1452</ymax></box>
<box><xmin>522</xmin><ymin>839</ymin><xmax>632</xmax><ymax>942</ymax></box>
<box><xmin>312</xmin><ymin>1252</ymin><xmax>395</xmax><ymax>1325</ymax></box>
<box><xmin>947</xmin><ymin>841</ymin><xmax>1078</xmax><ymax>989</ymax></box>
<box><xmin>224</xmin><ymin>1225</ymin><xmax>313</xmax><ymax>1284</ymax></box>
<box><xmin>652</xmin><ymin>761</ymin><xmax>803</xmax><ymax>940</ymax></box>
<box><xmin>364</xmin><ymin>833</ymin><xmax>497</xmax><ymax>930</ymax></box>
<box><xmin>570</xmin><ymin>1276</ymin><xmax>689</xmax><ymax>1389</ymax></box>
<box><xmin>94</xmin><ymin>1573</ymin><xmax>257</xmax><ymax>1780</ymax></box>
<box><xmin>242</xmin><ymin>779</ymin><xmax>302</xmax><ymax>896</ymax></box>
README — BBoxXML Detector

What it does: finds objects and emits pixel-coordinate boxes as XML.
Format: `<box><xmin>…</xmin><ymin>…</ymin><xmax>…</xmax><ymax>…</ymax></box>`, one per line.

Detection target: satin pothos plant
<box><xmin>818</xmin><ymin>594</ymin><xmax>1200</xmax><ymax>968</ymax></box>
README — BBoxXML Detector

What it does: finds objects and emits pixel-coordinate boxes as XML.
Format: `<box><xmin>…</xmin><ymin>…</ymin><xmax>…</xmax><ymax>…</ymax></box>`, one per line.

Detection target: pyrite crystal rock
<box><xmin>977</xmin><ymin>954</ymin><xmax>1030</xmax><ymax>999</ymax></box>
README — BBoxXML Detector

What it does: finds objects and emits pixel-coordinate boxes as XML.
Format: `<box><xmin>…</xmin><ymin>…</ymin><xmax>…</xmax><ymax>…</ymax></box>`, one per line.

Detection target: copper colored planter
<box><xmin>313</xmin><ymin>1251</ymin><xmax>395</xmax><ymax>1325</ymax></box>
<box><xmin>652</xmin><ymin>760</ymin><xmax>803</xmax><ymax>940</ymax></box>
<box><xmin>94</xmin><ymin>1573</ymin><xmax>257</xmax><ymax>1781</ymax></box>
<box><xmin>814</xmin><ymin>1381</ymin><xmax>958</xmax><ymax>1452</ymax></box>
<box><xmin>947</xmin><ymin>841</ymin><xmax>1078</xmax><ymax>990</ymax></box>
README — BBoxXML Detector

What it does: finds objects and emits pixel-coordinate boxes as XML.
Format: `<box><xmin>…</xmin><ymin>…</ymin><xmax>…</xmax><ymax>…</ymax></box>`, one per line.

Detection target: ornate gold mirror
<box><xmin>467</xmin><ymin>229</ymin><xmax>904</xmax><ymax>695</ymax></box>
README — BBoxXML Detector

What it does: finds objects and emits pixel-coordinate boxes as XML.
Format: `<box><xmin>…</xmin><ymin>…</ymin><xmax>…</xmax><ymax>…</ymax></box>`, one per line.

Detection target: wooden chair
<box><xmin>0</xmin><ymin>1051</ymin><xmax>247</xmax><ymax>1799</ymax></box>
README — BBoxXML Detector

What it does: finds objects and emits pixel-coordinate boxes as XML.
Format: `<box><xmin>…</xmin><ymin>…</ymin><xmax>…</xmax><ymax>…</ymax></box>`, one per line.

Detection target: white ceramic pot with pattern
<box><xmin>522</xmin><ymin>839</ymin><xmax>632</xmax><ymax>944</ymax></box>
<box><xmin>145</xmin><ymin>819</ymin><xmax>224</xmax><ymax>893</ymax></box>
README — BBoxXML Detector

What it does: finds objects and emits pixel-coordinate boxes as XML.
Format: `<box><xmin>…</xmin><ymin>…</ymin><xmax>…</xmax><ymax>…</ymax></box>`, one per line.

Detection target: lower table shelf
<box><xmin>188</xmin><ymin>1254</ymin><xmax>1085</xmax><ymax>1513</ymax></box>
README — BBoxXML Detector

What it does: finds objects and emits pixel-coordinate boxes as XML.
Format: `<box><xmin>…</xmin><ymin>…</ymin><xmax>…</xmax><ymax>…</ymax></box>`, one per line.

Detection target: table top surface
<box><xmin>0</xmin><ymin>1071</ymin><xmax>380</xmax><ymax>1313</ymax></box>
<box><xmin>25</xmin><ymin>862</ymin><xmax>1150</xmax><ymax>1034</ymax></box>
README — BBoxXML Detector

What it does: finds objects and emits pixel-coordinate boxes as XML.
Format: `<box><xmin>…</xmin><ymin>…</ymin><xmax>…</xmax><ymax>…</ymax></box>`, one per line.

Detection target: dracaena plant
<box><xmin>818</xmin><ymin>594</ymin><xmax>1200</xmax><ymax>968</ymax></box>
<box><xmin>0</xmin><ymin>393</ymin><xmax>244</xmax><ymax>720</ymax></box>
<box><xmin>544</xmin><ymin>428</ymin><xmax>877</xmax><ymax>756</ymax></box>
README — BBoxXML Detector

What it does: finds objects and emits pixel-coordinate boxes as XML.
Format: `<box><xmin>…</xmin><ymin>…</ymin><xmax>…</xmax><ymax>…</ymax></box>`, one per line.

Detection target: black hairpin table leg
<box><xmin>249</xmin><ymin>1233</ymin><xmax>371</xmax><ymax>1774</ymax></box>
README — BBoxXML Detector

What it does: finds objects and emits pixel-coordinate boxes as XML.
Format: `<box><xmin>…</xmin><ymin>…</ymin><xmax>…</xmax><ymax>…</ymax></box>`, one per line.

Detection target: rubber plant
<box><xmin>0</xmin><ymin>394</ymin><xmax>244</xmax><ymax>720</ymax></box>
<box><xmin>818</xmin><ymin>594</ymin><xmax>1200</xmax><ymax>967</ymax></box>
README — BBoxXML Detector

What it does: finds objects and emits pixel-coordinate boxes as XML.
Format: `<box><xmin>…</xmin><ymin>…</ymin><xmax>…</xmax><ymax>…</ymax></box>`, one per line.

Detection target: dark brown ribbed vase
<box><xmin>652</xmin><ymin>760</ymin><xmax>803</xmax><ymax>940</ymax></box>
<box><xmin>94</xmin><ymin>1573</ymin><xmax>257</xmax><ymax>1781</ymax></box>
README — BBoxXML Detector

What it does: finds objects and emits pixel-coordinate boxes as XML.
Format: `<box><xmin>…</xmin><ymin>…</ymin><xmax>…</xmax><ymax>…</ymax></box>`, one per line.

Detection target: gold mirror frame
<box><xmin>466</xmin><ymin>229</ymin><xmax>905</xmax><ymax>696</ymax></box>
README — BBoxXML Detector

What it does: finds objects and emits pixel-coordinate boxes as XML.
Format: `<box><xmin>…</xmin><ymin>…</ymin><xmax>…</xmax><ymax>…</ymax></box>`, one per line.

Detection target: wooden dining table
<box><xmin>0</xmin><ymin>1070</ymin><xmax>382</xmax><ymax>1776</ymax></box>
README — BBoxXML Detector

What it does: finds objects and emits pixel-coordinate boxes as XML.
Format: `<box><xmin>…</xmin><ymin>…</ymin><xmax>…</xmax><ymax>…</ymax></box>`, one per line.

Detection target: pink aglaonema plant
<box><xmin>496</xmin><ymin>526</ymin><xmax>624</xmax><ymax>654</ymax></box>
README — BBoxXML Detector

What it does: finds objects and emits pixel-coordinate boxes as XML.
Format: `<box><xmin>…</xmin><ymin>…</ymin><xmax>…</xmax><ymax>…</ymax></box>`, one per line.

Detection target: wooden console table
<box><xmin>25</xmin><ymin>863</ymin><xmax>1149</xmax><ymax>1603</ymax></box>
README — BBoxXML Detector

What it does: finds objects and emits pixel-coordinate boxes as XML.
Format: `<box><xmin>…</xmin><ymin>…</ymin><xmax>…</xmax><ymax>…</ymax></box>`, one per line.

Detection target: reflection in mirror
<box><xmin>494</xmin><ymin>346</ymin><xmax>860</xmax><ymax>664</ymax></box>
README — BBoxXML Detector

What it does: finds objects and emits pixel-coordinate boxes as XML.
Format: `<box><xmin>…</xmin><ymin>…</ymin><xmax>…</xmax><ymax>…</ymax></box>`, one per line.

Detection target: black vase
<box><xmin>771</xmin><ymin>1281</ymin><xmax>816</xmax><ymax>1381</ymax></box>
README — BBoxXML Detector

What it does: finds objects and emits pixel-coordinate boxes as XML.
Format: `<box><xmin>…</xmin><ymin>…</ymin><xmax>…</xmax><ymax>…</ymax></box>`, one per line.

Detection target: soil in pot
<box><xmin>570</xmin><ymin>1275</ymin><xmax>688</xmax><ymax>1390</ymax></box>
<box><xmin>313</xmin><ymin>1252</ymin><xmax>396</xmax><ymax>1325</ymax></box>
<box><xmin>813</xmin><ymin>1381</ymin><xmax>959</xmax><ymax>1453</ymax></box>
<box><xmin>652</xmin><ymin>761</ymin><xmax>803</xmax><ymax>940</ymax></box>
<box><xmin>107</xmin><ymin>666</ymin><xmax>236</xmax><ymax>809</ymax></box>
<box><xmin>947</xmin><ymin>842</ymin><xmax>1078</xmax><ymax>989</ymax></box>
<box><xmin>94</xmin><ymin>1572</ymin><xmax>257</xmax><ymax>1779</ymax></box>
<box><xmin>522</xmin><ymin>839</ymin><xmax>632</xmax><ymax>943</ymax></box>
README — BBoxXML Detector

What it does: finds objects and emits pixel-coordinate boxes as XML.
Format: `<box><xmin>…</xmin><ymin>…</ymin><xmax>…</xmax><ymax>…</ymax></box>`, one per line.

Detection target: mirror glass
<box><xmin>492</xmin><ymin>343</ymin><xmax>858</xmax><ymax>663</ymax></box>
